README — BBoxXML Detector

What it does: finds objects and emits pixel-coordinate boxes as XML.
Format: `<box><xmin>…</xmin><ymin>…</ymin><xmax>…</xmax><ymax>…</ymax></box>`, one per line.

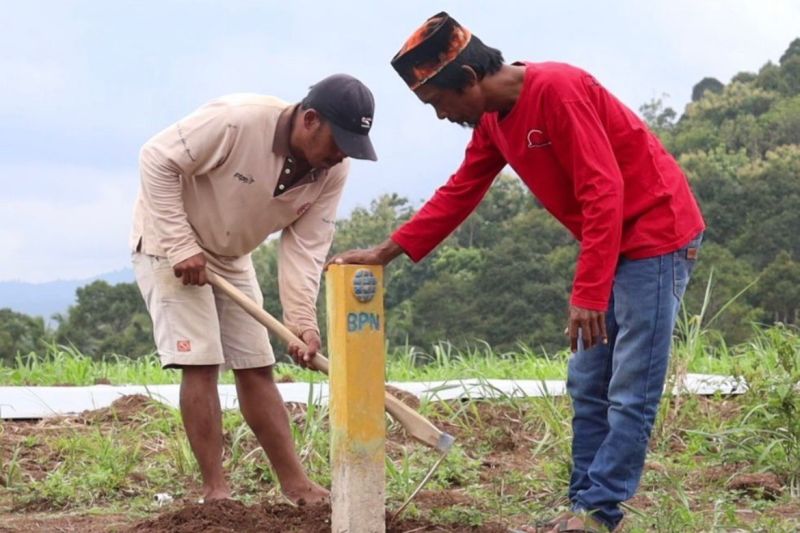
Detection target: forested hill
<box><xmin>2</xmin><ymin>39</ymin><xmax>799</xmax><ymax>361</ymax></box>
<box><xmin>645</xmin><ymin>38</ymin><xmax>800</xmax><ymax>340</ymax></box>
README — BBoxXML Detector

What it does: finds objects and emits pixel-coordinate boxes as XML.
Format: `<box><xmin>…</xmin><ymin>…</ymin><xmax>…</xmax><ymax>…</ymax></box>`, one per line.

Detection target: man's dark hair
<box><xmin>425</xmin><ymin>36</ymin><xmax>504</xmax><ymax>92</ymax></box>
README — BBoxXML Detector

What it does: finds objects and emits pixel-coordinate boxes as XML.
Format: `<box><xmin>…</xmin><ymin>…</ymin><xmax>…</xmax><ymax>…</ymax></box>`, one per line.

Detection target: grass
<box><xmin>1</xmin><ymin>323</ymin><xmax>799</xmax><ymax>531</ymax></box>
<box><xmin>0</xmin><ymin>343</ymin><xmax>178</xmax><ymax>387</ymax></box>
<box><xmin>0</xmin><ymin>334</ymin><xmax>741</xmax><ymax>387</ymax></box>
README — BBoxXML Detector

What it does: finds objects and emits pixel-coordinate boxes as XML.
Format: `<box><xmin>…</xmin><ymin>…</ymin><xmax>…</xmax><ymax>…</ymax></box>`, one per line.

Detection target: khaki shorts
<box><xmin>132</xmin><ymin>253</ymin><xmax>275</xmax><ymax>369</ymax></box>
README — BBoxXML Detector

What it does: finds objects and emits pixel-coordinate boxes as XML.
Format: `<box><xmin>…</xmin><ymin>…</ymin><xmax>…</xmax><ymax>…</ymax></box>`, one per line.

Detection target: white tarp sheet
<box><xmin>0</xmin><ymin>374</ymin><xmax>747</xmax><ymax>419</ymax></box>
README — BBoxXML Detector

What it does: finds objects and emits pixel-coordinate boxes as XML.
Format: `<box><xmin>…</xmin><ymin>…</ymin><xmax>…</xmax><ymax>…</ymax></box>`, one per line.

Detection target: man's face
<box><xmin>300</xmin><ymin>111</ymin><xmax>346</xmax><ymax>169</ymax></box>
<box><xmin>414</xmin><ymin>83</ymin><xmax>484</xmax><ymax>128</ymax></box>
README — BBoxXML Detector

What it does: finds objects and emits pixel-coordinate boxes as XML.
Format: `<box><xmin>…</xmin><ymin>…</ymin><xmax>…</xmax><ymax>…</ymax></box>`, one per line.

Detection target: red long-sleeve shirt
<box><xmin>392</xmin><ymin>62</ymin><xmax>705</xmax><ymax>310</ymax></box>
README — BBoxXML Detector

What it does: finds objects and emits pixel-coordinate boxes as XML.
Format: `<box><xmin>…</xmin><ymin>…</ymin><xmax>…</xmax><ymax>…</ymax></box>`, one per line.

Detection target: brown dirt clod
<box><xmin>726</xmin><ymin>472</ymin><xmax>783</xmax><ymax>500</ymax></box>
<box><xmin>386</xmin><ymin>384</ymin><xmax>422</xmax><ymax>410</ymax></box>
<box><xmin>80</xmin><ymin>394</ymin><xmax>162</xmax><ymax>424</ymax></box>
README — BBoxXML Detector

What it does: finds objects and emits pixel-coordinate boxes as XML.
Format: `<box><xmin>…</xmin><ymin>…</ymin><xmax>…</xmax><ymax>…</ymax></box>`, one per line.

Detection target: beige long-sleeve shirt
<box><xmin>131</xmin><ymin>94</ymin><xmax>349</xmax><ymax>336</ymax></box>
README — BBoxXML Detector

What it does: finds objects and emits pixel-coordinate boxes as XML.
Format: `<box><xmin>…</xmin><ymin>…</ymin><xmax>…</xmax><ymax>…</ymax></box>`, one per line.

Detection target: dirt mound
<box><xmin>412</xmin><ymin>489</ymin><xmax>474</xmax><ymax>508</ymax></box>
<box><xmin>727</xmin><ymin>472</ymin><xmax>783</xmax><ymax>499</ymax></box>
<box><xmin>426</xmin><ymin>400</ymin><xmax>545</xmax><ymax>455</ymax></box>
<box><xmin>129</xmin><ymin>498</ymin><xmax>506</xmax><ymax>532</ymax></box>
<box><xmin>80</xmin><ymin>394</ymin><xmax>163</xmax><ymax>424</ymax></box>
<box><xmin>386</xmin><ymin>384</ymin><xmax>422</xmax><ymax>410</ymax></box>
<box><xmin>131</xmin><ymin>499</ymin><xmax>271</xmax><ymax>532</ymax></box>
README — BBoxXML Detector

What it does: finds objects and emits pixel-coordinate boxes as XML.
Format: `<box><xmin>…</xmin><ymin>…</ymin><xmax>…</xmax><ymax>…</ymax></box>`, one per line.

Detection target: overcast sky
<box><xmin>2</xmin><ymin>0</ymin><xmax>798</xmax><ymax>282</ymax></box>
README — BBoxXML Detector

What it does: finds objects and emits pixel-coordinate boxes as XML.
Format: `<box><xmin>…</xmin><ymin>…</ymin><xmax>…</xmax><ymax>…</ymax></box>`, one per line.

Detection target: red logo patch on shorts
<box><xmin>177</xmin><ymin>340</ymin><xmax>192</xmax><ymax>352</ymax></box>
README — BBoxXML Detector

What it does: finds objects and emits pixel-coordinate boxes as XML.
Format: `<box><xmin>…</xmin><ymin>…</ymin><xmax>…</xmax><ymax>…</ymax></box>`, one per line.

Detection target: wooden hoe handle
<box><xmin>206</xmin><ymin>270</ymin><xmax>454</xmax><ymax>452</ymax></box>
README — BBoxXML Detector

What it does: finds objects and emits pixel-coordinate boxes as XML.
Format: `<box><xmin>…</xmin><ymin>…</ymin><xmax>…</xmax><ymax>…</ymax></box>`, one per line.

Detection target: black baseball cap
<box><xmin>301</xmin><ymin>74</ymin><xmax>377</xmax><ymax>161</ymax></box>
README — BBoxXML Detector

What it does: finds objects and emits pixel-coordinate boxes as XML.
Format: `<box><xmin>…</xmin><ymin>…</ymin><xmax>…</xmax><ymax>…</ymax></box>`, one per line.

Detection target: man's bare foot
<box><xmin>282</xmin><ymin>482</ymin><xmax>329</xmax><ymax>506</ymax></box>
<box><xmin>202</xmin><ymin>487</ymin><xmax>233</xmax><ymax>502</ymax></box>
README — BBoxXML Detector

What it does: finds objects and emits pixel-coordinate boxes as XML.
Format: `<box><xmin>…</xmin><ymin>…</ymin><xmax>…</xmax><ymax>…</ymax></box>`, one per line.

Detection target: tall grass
<box><xmin>1</xmin><ymin>342</ymin><xmax>176</xmax><ymax>386</ymax></box>
<box><xmin>2</xmin><ymin>324</ymin><xmax>799</xmax><ymax>530</ymax></box>
<box><xmin>1</xmin><ymin>336</ymin><xmax>746</xmax><ymax>387</ymax></box>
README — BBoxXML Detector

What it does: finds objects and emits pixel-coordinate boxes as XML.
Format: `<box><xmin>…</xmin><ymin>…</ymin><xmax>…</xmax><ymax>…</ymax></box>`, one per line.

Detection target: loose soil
<box><xmin>79</xmin><ymin>394</ymin><xmax>164</xmax><ymax>424</ymax></box>
<box><xmin>127</xmin><ymin>499</ymin><xmax>506</xmax><ymax>533</ymax></box>
<box><xmin>3</xmin><ymin>394</ymin><xmax>799</xmax><ymax>531</ymax></box>
<box><xmin>727</xmin><ymin>472</ymin><xmax>784</xmax><ymax>499</ymax></box>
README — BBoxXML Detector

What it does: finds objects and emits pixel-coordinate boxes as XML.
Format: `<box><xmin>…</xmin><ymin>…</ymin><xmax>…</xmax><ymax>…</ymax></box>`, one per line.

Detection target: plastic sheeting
<box><xmin>0</xmin><ymin>374</ymin><xmax>747</xmax><ymax>419</ymax></box>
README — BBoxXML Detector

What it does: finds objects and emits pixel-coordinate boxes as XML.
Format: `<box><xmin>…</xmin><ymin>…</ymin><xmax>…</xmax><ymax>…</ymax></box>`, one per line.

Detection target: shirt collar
<box><xmin>271</xmin><ymin>103</ymin><xmax>329</xmax><ymax>182</ymax></box>
<box><xmin>272</xmin><ymin>103</ymin><xmax>298</xmax><ymax>157</ymax></box>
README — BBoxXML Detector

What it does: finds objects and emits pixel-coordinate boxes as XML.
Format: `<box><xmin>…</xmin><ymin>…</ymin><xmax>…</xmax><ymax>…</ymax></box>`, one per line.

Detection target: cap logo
<box><xmin>361</xmin><ymin>117</ymin><xmax>372</xmax><ymax>129</ymax></box>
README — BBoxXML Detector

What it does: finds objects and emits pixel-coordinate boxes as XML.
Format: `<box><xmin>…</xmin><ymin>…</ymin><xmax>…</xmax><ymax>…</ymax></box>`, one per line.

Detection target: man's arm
<box><xmin>279</xmin><ymin>162</ymin><xmax>349</xmax><ymax>363</ymax></box>
<box><xmin>545</xmin><ymin>97</ymin><xmax>624</xmax><ymax>350</ymax></box>
<box><xmin>138</xmin><ymin>100</ymin><xmax>238</xmax><ymax>283</ymax></box>
<box><xmin>328</xmin><ymin>124</ymin><xmax>506</xmax><ymax>267</ymax></box>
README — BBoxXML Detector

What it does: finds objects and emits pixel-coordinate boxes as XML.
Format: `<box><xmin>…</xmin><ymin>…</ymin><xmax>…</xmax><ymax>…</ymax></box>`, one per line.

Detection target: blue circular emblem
<box><xmin>352</xmin><ymin>269</ymin><xmax>377</xmax><ymax>303</ymax></box>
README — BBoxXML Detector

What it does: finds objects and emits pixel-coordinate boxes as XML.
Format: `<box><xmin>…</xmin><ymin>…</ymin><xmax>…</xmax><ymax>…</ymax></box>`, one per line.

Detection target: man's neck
<box><xmin>482</xmin><ymin>63</ymin><xmax>526</xmax><ymax>116</ymax></box>
<box><xmin>288</xmin><ymin>111</ymin><xmax>311</xmax><ymax>169</ymax></box>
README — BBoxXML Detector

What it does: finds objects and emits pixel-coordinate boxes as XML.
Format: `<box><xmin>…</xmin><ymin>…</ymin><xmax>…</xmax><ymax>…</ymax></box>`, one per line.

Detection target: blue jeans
<box><xmin>566</xmin><ymin>233</ymin><xmax>702</xmax><ymax>529</ymax></box>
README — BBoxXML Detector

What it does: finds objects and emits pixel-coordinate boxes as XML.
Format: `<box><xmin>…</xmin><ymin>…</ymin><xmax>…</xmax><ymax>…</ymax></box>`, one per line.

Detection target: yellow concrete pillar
<box><xmin>327</xmin><ymin>265</ymin><xmax>385</xmax><ymax>533</ymax></box>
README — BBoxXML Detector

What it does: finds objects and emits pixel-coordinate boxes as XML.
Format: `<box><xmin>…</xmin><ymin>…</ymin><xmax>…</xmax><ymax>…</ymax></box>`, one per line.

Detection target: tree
<box><xmin>779</xmin><ymin>38</ymin><xmax>800</xmax><ymax>66</ymax></box>
<box><xmin>468</xmin><ymin>208</ymin><xmax>575</xmax><ymax>352</ymax></box>
<box><xmin>685</xmin><ymin>82</ymin><xmax>777</xmax><ymax>126</ymax></box>
<box><xmin>54</xmin><ymin>281</ymin><xmax>154</xmax><ymax>358</ymax></box>
<box><xmin>731</xmin><ymin>71</ymin><xmax>757</xmax><ymax>85</ymax></box>
<box><xmin>678</xmin><ymin>147</ymin><xmax>750</xmax><ymax>247</ymax></box>
<box><xmin>405</xmin><ymin>271</ymin><xmax>481</xmax><ymax>348</ymax></box>
<box><xmin>681</xmin><ymin>244</ymin><xmax>762</xmax><ymax>345</ymax></box>
<box><xmin>0</xmin><ymin>308</ymin><xmax>48</xmax><ymax>364</ymax></box>
<box><xmin>753</xmin><ymin>251</ymin><xmax>800</xmax><ymax>324</ymax></box>
<box><xmin>731</xmin><ymin>145</ymin><xmax>800</xmax><ymax>268</ymax></box>
<box><xmin>780</xmin><ymin>55</ymin><xmax>800</xmax><ymax>95</ymax></box>
<box><xmin>756</xmin><ymin>61</ymin><xmax>789</xmax><ymax>94</ymax></box>
<box><xmin>692</xmin><ymin>77</ymin><xmax>724</xmax><ymax>102</ymax></box>
<box><xmin>453</xmin><ymin>173</ymin><xmax>536</xmax><ymax>249</ymax></box>
<box><xmin>330</xmin><ymin>193</ymin><xmax>415</xmax><ymax>252</ymax></box>
<box><xmin>639</xmin><ymin>97</ymin><xmax>677</xmax><ymax>134</ymax></box>
<box><xmin>251</xmin><ymin>240</ymin><xmax>283</xmax><ymax>323</ymax></box>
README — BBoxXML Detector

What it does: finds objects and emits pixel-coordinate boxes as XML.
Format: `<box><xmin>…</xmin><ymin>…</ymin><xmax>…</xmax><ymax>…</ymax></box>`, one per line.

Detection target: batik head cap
<box><xmin>390</xmin><ymin>12</ymin><xmax>472</xmax><ymax>90</ymax></box>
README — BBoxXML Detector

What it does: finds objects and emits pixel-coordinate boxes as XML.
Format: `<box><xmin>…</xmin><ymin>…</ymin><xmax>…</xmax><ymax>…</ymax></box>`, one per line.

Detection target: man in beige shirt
<box><xmin>131</xmin><ymin>74</ymin><xmax>377</xmax><ymax>503</ymax></box>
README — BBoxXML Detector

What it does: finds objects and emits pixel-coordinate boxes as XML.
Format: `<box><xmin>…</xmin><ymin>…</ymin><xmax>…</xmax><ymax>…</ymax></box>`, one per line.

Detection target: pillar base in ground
<box><xmin>327</xmin><ymin>265</ymin><xmax>386</xmax><ymax>533</ymax></box>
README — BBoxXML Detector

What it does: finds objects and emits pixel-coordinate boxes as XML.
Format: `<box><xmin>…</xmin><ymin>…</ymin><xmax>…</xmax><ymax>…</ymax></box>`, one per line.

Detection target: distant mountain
<box><xmin>0</xmin><ymin>268</ymin><xmax>135</xmax><ymax>323</ymax></box>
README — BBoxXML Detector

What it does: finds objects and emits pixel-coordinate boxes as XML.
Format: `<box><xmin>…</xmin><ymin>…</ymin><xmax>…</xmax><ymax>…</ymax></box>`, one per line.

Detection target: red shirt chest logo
<box><xmin>527</xmin><ymin>128</ymin><xmax>551</xmax><ymax>148</ymax></box>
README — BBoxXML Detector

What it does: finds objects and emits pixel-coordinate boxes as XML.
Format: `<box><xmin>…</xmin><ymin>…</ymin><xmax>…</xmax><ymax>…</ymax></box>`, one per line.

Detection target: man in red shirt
<box><xmin>330</xmin><ymin>12</ymin><xmax>704</xmax><ymax>532</ymax></box>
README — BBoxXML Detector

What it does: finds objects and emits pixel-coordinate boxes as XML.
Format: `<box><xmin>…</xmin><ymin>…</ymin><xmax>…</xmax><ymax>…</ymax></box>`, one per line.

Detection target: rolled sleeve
<box><xmin>278</xmin><ymin>162</ymin><xmax>348</xmax><ymax>335</ymax></box>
